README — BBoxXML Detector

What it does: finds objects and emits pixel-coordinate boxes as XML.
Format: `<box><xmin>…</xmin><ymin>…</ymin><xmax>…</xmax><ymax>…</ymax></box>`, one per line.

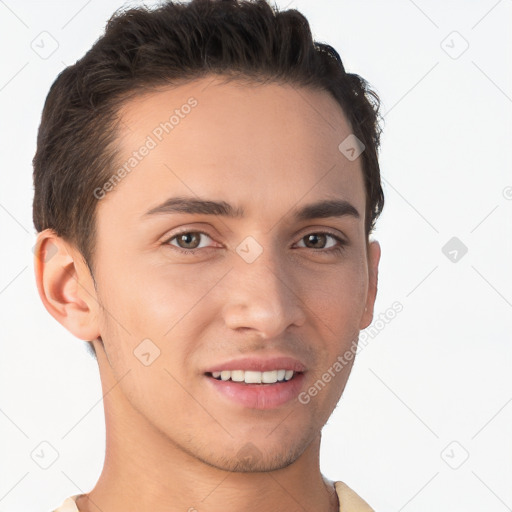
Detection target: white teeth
<box><xmin>210</xmin><ymin>369</ymin><xmax>297</xmax><ymax>384</ymax></box>
<box><xmin>244</xmin><ymin>371</ymin><xmax>262</xmax><ymax>384</ymax></box>
<box><xmin>231</xmin><ymin>370</ymin><xmax>245</xmax><ymax>382</ymax></box>
<box><xmin>262</xmin><ymin>370</ymin><xmax>277</xmax><ymax>383</ymax></box>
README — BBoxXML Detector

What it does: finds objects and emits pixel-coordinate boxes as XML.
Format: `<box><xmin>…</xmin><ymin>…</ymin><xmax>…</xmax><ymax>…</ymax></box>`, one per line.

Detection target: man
<box><xmin>33</xmin><ymin>0</ymin><xmax>384</xmax><ymax>510</ymax></box>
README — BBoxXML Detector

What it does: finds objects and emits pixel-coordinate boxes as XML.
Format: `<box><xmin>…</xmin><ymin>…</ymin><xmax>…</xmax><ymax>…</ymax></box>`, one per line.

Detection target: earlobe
<box><xmin>359</xmin><ymin>240</ymin><xmax>381</xmax><ymax>330</ymax></box>
<box><xmin>33</xmin><ymin>229</ymin><xmax>100</xmax><ymax>341</ymax></box>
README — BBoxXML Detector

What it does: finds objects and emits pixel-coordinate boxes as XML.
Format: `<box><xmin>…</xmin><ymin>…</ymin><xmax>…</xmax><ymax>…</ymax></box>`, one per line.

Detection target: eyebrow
<box><xmin>143</xmin><ymin>196</ymin><xmax>360</xmax><ymax>222</ymax></box>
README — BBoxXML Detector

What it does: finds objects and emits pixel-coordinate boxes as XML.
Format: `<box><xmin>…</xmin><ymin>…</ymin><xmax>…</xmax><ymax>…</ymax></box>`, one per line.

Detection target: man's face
<box><xmin>91</xmin><ymin>76</ymin><xmax>379</xmax><ymax>471</ymax></box>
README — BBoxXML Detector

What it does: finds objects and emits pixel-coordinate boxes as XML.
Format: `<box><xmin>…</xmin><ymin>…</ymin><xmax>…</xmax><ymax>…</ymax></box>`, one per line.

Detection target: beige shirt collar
<box><xmin>52</xmin><ymin>481</ymin><xmax>374</xmax><ymax>512</ymax></box>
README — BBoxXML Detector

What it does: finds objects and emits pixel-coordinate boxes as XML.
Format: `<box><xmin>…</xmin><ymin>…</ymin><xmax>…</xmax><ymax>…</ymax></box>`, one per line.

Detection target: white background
<box><xmin>0</xmin><ymin>1</ymin><xmax>511</xmax><ymax>511</ymax></box>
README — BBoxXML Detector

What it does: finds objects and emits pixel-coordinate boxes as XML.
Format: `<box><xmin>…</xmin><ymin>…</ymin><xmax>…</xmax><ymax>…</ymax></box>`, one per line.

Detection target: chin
<box><xmin>208</xmin><ymin>451</ymin><xmax>298</xmax><ymax>473</ymax></box>
<box><xmin>195</xmin><ymin>431</ymin><xmax>315</xmax><ymax>473</ymax></box>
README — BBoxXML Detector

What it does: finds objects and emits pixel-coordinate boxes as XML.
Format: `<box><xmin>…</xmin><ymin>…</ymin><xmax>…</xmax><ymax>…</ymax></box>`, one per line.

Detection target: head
<box><xmin>33</xmin><ymin>0</ymin><xmax>383</xmax><ymax>472</ymax></box>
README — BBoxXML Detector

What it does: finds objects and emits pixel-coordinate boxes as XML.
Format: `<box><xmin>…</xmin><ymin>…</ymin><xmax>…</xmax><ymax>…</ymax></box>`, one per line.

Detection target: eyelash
<box><xmin>163</xmin><ymin>230</ymin><xmax>347</xmax><ymax>257</ymax></box>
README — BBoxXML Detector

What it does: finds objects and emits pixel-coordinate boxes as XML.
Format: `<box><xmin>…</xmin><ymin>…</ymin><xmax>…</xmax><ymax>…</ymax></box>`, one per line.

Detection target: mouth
<box><xmin>206</xmin><ymin>369</ymin><xmax>300</xmax><ymax>384</ymax></box>
<box><xmin>204</xmin><ymin>367</ymin><xmax>306</xmax><ymax>410</ymax></box>
<box><xmin>203</xmin><ymin>356</ymin><xmax>307</xmax><ymax>409</ymax></box>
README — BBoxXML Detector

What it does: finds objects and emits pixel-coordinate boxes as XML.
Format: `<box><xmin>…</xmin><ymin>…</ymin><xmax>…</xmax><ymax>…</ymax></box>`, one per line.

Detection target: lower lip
<box><xmin>205</xmin><ymin>373</ymin><xmax>306</xmax><ymax>410</ymax></box>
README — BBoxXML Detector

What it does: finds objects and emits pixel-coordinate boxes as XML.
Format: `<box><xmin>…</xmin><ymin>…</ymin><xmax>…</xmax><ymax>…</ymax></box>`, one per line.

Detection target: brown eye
<box><xmin>296</xmin><ymin>232</ymin><xmax>346</xmax><ymax>255</ymax></box>
<box><xmin>176</xmin><ymin>232</ymin><xmax>200</xmax><ymax>249</ymax></box>
<box><xmin>303</xmin><ymin>233</ymin><xmax>328</xmax><ymax>249</ymax></box>
<box><xmin>167</xmin><ymin>231</ymin><xmax>214</xmax><ymax>251</ymax></box>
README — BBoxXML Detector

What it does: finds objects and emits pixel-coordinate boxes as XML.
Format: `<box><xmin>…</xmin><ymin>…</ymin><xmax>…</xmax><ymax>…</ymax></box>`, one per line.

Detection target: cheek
<box><xmin>95</xmin><ymin>258</ymin><xmax>227</xmax><ymax>370</ymax></box>
<box><xmin>94</xmin><ymin>268</ymin><xmax>203</xmax><ymax>411</ymax></box>
<box><xmin>305</xmin><ymin>258</ymin><xmax>368</xmax><ymax>331</ymax></box>
<box><xmin>99</xmin><ymin>255</ymin><xmax>219</xmax><ymax>332</ymax></box>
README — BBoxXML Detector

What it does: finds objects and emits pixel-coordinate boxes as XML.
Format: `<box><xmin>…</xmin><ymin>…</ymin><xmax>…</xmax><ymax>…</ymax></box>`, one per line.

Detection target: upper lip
<box><xmin>204</xmin><ymin>356</ymin><xmax>307</xmax><ymax>374</ymax></box>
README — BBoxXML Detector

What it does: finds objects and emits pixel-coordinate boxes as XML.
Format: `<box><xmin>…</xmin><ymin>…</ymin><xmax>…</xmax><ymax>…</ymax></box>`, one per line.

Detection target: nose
<box><xmin>220</xmin><ymin>244</ymin><xmax>307</xmax><ymax>339</ymax></box>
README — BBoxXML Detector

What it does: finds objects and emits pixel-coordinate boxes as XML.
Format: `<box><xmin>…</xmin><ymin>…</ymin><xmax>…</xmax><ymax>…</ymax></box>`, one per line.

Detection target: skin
<box><xmin>35</xmin><ymin>76</ymin><xmax>380</xmax><ymax>512</ymax></box>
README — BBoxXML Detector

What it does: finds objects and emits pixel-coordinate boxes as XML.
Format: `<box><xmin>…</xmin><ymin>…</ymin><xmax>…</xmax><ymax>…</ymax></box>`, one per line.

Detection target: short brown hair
<box><xmin>33</xmin><ymin>0</ymin><xmax>384</xmax><ymax>275</ymax></box>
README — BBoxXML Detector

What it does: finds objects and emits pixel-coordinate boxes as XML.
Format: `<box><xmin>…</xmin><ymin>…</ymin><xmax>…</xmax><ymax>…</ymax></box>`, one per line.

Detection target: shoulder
<box><xmin>334</xmin><ymin>481</ymin><xmax>375</xmax><ymax>512</ymax></box>
<box><xmin>50</xmin><ymin>494</ymin><xmax>80</xmax><ymax>512</ymax></box>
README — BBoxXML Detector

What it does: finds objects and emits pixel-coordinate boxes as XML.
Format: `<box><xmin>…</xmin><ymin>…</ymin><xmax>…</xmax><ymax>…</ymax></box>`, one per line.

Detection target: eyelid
<box><xmin>294</xmin><ymin>230</ymin><xmax>347</xmax><ymax>251</ymax></box>
<box><xmin>296</xmin><ymin>226</ymin><xmax>347</xmax><ymax>242</ymax></box>
<box><xmin>163</xmin><ymin>227</ymin><xmax>347</xmax><ymax>255</ymax></box>
<box><xmin>164</xmin><ymin>229</ymin><xmax>217</xmax><ymax>249</ymax></box>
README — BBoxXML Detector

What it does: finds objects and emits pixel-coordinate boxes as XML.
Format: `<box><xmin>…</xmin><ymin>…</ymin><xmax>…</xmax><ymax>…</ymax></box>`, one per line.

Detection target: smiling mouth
<box><xmin>206</xmin><ymin>369</ymin><xmax>300</xmax><ymax>384</ymax></box>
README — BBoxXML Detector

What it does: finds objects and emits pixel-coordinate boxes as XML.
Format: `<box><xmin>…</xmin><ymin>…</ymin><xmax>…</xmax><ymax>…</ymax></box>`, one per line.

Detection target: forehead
<box><xmin>101</xmin><ymin>76</ymin><xmax>366</xmax><ymax>225</ymax></box>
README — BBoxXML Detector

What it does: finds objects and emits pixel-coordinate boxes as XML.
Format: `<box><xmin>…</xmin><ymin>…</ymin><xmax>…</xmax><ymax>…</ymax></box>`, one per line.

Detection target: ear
<box><xmin>359</xmin><ymin>240</ymin><xmax>381</xmax><ymax>330</ymax></box>
<box><xmin>33</xmin><ymin>229</ymin><xmax>101</xmax><ymax>341</ymax></box>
